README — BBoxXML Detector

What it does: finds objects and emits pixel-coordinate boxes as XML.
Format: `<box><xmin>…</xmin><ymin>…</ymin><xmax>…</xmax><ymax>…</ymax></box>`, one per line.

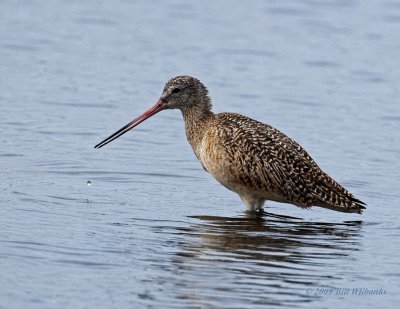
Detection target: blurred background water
<box><xmin>1</xmin><ymin>0</ymin><xmax>399</xmax><ymax>308</ymax></box>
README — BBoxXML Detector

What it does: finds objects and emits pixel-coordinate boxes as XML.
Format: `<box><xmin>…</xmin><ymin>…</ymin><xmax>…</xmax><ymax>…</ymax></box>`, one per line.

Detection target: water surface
<box><xmin>1</xmin><ymin>0</ymin><xmax>399</xmax><ymax>308</ymax></box>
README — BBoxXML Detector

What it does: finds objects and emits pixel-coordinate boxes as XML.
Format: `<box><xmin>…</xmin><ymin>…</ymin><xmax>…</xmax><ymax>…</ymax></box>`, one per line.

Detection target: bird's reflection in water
<box><xmin>170</xmin><ymin>212</ymin><xmax>363</xmax><ymax>307</ymax></box>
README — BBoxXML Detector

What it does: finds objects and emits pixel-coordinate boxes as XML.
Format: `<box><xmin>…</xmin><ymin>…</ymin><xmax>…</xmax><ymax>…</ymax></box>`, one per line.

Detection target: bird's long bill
<box><xmin>94</xmin><ymin>99</ymin><xmax>166</xmax><ymax>149</ymax></box>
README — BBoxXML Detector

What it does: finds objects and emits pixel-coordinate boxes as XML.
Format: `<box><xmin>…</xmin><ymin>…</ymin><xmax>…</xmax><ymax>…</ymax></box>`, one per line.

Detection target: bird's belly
<box><xmin>197</xmin><ymin>140</ymin><xmax>290</xmax><ymax>204</ymax></box>
<box><xmin>198</xmin><ymin>142</ymin><xmax>239</xmax><ymax>192</ymax></box>
<box><xmin>198</xmin><ymin>143</ymin><xmax>262</xmax><ymax>196</ymax></box>
<box><xmin>203</xmin><ymin>158</ymin><xmax>288</xmax><ymax>203</ymax></box>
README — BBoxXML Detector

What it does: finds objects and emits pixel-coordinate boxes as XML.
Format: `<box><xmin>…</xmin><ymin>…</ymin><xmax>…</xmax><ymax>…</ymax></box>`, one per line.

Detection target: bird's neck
<box><xmin>181</xmin><ymin>102</ymin><xmax>214</xmax><ymax>155</ymax></box>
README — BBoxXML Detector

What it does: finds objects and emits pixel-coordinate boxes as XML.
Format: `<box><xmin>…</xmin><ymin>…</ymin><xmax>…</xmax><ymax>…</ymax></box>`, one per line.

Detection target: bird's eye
<box><xmin>171</xmin><ymin>88</ymin><xmax>181</xmax><ymax>94</ymax></box>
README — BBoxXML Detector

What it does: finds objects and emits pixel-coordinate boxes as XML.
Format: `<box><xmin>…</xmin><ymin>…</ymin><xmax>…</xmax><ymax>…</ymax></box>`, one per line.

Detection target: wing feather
<box><xmin>214</xmin><ymin>112</ymin><xmax>365</xmax><ymax>212</ymax></box>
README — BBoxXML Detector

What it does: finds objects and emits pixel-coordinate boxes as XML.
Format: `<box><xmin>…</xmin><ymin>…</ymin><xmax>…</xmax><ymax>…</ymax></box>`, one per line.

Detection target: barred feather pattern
<box><xmin>187</xmin><ymin>112</ymin><xmax>365</xmax><ymax>214</ymax></box>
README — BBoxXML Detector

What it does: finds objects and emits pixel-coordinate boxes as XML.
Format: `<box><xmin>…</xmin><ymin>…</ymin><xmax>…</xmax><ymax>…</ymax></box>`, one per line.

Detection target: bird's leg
<box><xmin>239</xmin><ymin>194</ymin><xmax>265</xmax><ymax>213</ymax></box>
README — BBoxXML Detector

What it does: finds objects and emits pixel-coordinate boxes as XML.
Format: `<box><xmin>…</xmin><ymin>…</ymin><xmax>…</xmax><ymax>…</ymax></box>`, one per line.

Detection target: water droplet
<box><xmin>87</xmin><ymin>180</ymin><xmax>92</xmax><ymax>186</ymax></box>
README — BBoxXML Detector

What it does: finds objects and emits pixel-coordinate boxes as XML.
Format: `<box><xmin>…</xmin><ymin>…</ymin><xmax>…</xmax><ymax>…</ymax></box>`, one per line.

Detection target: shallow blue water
<box><xmin>1</xmin><ymin>0</ymin><xmax>400</xmax><ymax>308</ymax></box>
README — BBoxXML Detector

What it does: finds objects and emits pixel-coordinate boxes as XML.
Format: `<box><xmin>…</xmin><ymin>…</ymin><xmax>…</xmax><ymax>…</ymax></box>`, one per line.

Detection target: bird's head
<box><xmin>94</xmin><ymin>75</ymin><xmax>211</xmax><ymax>149</ymax></box>
<box><xmin>161</xmin><ymin>75</ymin><xmax>210</xmax><ymax>111</ymax></box>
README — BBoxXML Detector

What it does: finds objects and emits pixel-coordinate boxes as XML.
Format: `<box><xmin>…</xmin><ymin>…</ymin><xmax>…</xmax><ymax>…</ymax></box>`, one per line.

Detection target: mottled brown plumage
<box><xmin>95</xmin><ymin>75</ymin><xmax>366</xmax><ymax>214</ymax></box>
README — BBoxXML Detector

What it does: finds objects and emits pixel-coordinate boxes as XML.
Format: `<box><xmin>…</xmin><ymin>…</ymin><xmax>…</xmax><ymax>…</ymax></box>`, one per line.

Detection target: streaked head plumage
<box><xmin>161</xmin><ymin>75</ymin><xmax>211</xmax><ymax>111</ymax></box>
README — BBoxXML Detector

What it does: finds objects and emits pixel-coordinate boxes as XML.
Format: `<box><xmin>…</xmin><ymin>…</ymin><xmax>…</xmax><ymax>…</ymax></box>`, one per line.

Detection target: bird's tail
<box><xmin>313</xmin><ymin>174</ymin><xmax>366</xmax><ymax>214</ymax></box>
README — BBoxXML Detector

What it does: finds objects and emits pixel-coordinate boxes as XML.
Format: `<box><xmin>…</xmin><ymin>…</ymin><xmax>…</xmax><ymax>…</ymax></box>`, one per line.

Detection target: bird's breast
<box><xmin>196</xmin><ymin>130</ymin><xmax>238</xmax><ymax>191</ymax></box>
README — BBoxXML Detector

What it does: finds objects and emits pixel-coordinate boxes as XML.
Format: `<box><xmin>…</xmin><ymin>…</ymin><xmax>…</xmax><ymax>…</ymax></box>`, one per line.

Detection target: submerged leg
<box><xmin>239</xmin><ymin>194</ymin><xmax>265</xmax><ymax>212</ymax></box>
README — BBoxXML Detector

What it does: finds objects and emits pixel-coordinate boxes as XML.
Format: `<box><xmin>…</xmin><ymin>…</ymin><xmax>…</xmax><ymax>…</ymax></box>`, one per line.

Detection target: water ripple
<box><xmin>136</xmin><ymin>214</ymin><xmax>364</xmax><ymax>307</ymax></box>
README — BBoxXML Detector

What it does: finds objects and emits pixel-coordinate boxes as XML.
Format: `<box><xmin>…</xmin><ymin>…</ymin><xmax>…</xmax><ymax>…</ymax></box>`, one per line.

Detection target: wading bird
<box><xmin>95</xmin><ymin>76</ymin><xmax>365</xmax><ymax>214</ymax></box>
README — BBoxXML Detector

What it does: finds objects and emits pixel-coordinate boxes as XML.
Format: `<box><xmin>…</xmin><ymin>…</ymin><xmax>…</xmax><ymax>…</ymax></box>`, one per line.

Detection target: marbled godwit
<box><xmin>95</xmin><ymin>76</ymin><xmax>366</xmax><ymax>214</ymax></box>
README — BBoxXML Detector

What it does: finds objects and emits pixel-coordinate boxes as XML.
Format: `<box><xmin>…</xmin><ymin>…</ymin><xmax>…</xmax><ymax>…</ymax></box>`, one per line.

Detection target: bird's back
<box><xmin>198</xmin><ymin>112</ymin><xmax>365</xmax><ymax>213</ymax></box>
